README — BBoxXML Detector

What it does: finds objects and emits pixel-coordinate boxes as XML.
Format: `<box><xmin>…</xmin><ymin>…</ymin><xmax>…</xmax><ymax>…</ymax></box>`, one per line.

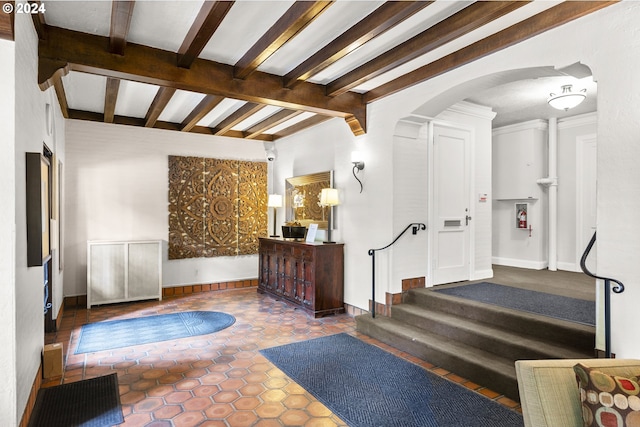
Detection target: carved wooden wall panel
<box><xmin>168</xmin><ymin>156</ymin><xmax>267</xmax><ymax>259</ymax></box>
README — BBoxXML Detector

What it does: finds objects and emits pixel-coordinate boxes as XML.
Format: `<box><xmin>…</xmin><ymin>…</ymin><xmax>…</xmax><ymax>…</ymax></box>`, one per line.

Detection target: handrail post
<box><xmin>579</xmin><ymin>231</ymin><xmax>624</xmax><ymax>358</ymax></box>
<box><xmin>367</xmin><ymin>223</ymin><xmax>426</xmax><ymax>320</ymax></box>
<box><xmin>371</xmin><ymin>252</ymin><xmax>376</xmax><ymax>318</ymax></box>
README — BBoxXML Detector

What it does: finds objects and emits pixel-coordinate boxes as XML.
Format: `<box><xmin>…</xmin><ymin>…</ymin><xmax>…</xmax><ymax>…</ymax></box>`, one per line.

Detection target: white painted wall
<box><xmin>491</xmin><ymin>114</ymin><xmax>597</xmax><ymax>271</ymax></box>
<box><xmin>557</xmin><ymin>113</ymin><xmax>597</xmax><ymax>271</ymax></box>
<box><xmin>0</xmin><ymin>36</ymin><xmax>17</xmax><ymax>427</ymax></box>
<box><xmin>64</xmin><ymin>120</ymin><xmax>266</xmax><ymax>296</ymax></box>
<box><xmin>492</xmin><ymin>121</ymin><xmax>549</xmax><ymax>269</ymax></box>
<box><xmin>274</xmin><ymin>2</ymin><xmax>640</xmax><ymax>357</ymax></box>
<box><xmin>11</xmin><ymin>11</ymin><xmax>68</xmax><ymax>423</ymax></box>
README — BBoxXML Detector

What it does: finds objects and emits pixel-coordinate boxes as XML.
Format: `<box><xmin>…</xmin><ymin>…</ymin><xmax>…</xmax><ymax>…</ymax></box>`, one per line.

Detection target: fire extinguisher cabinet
<box><xmin>515</xmin><ymin>203</ymin><xmax>529</xmax><ymax>229</ymax></box>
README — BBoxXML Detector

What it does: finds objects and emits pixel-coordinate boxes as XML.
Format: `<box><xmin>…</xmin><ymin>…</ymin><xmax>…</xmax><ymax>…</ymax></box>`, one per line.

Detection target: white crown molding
<box><xmin>492</xmin><ymin>119</ymin><xmax>548</xmax><ymax>136</ymax></box>
<box><xmin>557</xmin><ymin>112</ymin><xmax>597</xmax><ymax>129</ymax></box>
<box><xmin>446</xmin><ymin>101</ymin><xmax>497</xmax><ymax>120</ymax></box>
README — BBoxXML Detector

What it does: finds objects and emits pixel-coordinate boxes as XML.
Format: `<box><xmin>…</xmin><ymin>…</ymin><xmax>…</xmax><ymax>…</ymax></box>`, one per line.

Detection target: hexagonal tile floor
<box><xmin>44</xmin><ymin>288</ymin><xmax>520</xmax><ymax>426</ymax></box>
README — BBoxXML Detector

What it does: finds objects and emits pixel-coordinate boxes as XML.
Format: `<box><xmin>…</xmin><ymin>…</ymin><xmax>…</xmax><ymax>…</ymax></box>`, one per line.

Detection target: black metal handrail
<box><xmin>579</xmin><ymin>231</ymin><xmax>624</xmax><ymax>358</ymax></box>
<box><xmin>368</xmin><ymin>223</ymin><xmax>426</xmax><ymax>318</ymax></box>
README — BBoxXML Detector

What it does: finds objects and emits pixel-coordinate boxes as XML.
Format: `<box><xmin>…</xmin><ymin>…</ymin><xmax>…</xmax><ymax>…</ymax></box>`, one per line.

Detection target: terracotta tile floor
<box><xmin>44</xmin><ymin>288</ymin><xmax>521</xmax><ymax>426</ymax></box>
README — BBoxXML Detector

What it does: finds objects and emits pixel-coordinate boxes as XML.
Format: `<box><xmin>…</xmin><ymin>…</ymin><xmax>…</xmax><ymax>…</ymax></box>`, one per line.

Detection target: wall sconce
<box><xmin>351</xmin><ymin>151</ymin><xmax>365</xmax><ymax>193</ymax></box>
<box><xmin>267</xmin><ymin>194</ymin><xmax>283</xmax><ymax>237</ymax></box>
<box><xmin>320</xmin><ymin>188</ymin><xmax>340</xmax><ymax>244</ymax></box>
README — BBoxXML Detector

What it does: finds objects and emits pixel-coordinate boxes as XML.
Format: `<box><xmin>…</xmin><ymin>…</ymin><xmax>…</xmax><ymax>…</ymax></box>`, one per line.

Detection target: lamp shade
<box><xmin>320</xmin><ymin>188</ymin><xmax>340</xmax><ymax>206</ymax></box>
<box><xmin>267</xmin><ymin>194</ymin><xmax>283</xmax><ymax>208</ymax></box>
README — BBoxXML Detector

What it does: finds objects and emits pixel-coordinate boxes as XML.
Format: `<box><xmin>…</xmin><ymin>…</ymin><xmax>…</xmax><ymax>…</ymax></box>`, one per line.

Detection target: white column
<box><xmin>548</xmin><ymin>117</ymin><xmax>558</xmax><ymax>271</ymax></box>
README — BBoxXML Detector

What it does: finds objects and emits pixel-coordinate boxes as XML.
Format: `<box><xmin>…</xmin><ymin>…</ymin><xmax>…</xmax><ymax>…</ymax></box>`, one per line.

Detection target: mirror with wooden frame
<box><xmin>285</xmin><ymin>171</ymin><xmax>333</xmax><ymax>229</ymax></box>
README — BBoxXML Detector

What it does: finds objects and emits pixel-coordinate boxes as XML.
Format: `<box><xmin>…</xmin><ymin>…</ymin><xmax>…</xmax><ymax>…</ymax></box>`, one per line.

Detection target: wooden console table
<box><xmin>258</xmin><ymin>237</ymin><xmax>344</xmax><ymax>317</ymax></box>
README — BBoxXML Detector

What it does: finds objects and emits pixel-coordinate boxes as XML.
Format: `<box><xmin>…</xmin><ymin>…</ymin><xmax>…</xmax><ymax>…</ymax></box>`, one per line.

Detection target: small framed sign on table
<box><xmin>306</xmin><ymin>223</ymin><xmax>318</xmax><ymax>243</ymax></box>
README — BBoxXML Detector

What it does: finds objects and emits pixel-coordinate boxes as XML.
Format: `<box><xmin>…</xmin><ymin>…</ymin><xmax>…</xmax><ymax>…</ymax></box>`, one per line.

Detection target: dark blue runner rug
<box><xmin>260</xmin><ymin>333</ymin><xmax>523</xmax><ymax>427</ymax></box>
<box><xmin>76</xmin><ymin>311</ymin><xmax>235</xmax><ymax>354</ymax></box>
<box><xmin>434</xmin><ymin>282</ymin><xmax>595</xmax><ymax>326</ymax></box>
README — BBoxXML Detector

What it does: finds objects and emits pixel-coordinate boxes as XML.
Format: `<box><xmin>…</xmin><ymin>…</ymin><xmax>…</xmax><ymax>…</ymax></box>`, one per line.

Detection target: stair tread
<box><xmin>360</xmin><ymin>314</ymin><xmax>518</xmax><ymax>378</ymax></box>
<box><xmin>393</xmin><ymin>303</ymin><xmax>593</xmax><ymax>359</ymax></box>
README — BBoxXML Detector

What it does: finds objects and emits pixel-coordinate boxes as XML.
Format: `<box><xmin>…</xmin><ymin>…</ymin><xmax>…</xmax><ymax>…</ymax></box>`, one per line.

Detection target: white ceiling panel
<box><xmin>232</xmin><ymin>105</ymin><xmax>282</xmax><ymax>131</ymax></box>
<box><xmin>115</xmin><ymin>80</ymin><xmax>159</xmax><ymax>119</ymax></box>
<box><xmin>309</xmin><ymin>1</ymin><xmax>472</xmax><ymax>85</ymax></box>
<box><xmin>263</xmin><ymin>112</ymin><xmax>316</xmax><ymax>135</ymax></box>
<box><xmin>44</xmin><ymin>1</ymin><xmax>112</xmax><ymax>36</ymax></box>
<box><xmin>158</xmin><ymin>90</ymin><xmax>206</xmax><ymax>124</ymax></box>
<box><xmin>349</xmin><ymin>1</ymin><xmax>563</xmax><ymax>93</ymax></box>
<box><xmin>127</xmin><ymin>1</ymin><xmax>205</xmax><ymax>53</ymax></box>
<box><xmin>199</xmin><ymin>1</ymin><xmax>295</xmax><ymax>64</ymax></box>
<box><xmin>196</xmin><ymin>99</ymin><xmax>247</xmax><ymax>128</ymax></box>
<box><xmin>258</xmin><ymin>1</ymin><xmax>383</xmax><ymax>76</ymax></box>
<box><xmin>63</xmin><ymin>71</ymin><xmax>107</xmax><ymax>114</ymax></box>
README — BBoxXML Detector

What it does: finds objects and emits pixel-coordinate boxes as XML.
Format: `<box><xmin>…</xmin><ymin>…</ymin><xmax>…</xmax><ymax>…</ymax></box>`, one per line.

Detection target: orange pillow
<box><xmin>574</xmin><ymin>363</ymin><xmax>640</xmax><ymax>427</ymax></box>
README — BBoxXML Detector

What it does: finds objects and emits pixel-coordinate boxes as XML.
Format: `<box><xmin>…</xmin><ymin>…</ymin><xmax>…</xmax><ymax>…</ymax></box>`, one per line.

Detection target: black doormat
<box><xmin>28</xmin><ymin>373</ymin><xmax>123</xmax><ymax>427</ymax></box>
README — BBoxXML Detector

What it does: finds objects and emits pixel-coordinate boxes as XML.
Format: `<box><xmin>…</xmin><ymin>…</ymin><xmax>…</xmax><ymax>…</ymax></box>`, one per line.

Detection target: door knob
<box><xmin>466</xmin><ymin>215</ymin><xmax>472</xmax><ymax>225</ymax></box>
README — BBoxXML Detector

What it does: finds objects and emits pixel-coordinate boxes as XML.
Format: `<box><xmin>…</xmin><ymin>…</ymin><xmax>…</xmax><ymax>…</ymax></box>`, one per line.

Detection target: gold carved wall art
<box><xmin>168</xmin><ymin>156</ymin><xmax>267</xmax><ymax>259</ymax></box>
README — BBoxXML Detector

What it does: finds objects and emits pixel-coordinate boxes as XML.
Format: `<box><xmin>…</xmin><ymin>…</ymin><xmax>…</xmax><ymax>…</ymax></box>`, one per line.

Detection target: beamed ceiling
<box><xmin>10</xmin><ymin>1</ymin><xmax>617</xmax><ymax>140</ymax></box>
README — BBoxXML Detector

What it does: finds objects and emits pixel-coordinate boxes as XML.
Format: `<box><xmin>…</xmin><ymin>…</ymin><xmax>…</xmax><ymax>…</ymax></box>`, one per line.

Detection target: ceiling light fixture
<box><xmin>547</xmin><ymin>84</ymin><xmax>586</xmax><ymax>111</ymax></box>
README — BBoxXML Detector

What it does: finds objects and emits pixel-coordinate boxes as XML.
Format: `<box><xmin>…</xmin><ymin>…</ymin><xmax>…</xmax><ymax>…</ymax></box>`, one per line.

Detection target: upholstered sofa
<box><xmin>515</xmin><ymin>358</ymin><xmax>640</xmax><ymax>427</ymax></box>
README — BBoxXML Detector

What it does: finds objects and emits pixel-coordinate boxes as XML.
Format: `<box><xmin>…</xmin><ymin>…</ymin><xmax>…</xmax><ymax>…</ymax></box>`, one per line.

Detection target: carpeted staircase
<box><xmin>356</xmin><ymin>287</ymin><xmax>595</xmax><ymax>401</ymax></box>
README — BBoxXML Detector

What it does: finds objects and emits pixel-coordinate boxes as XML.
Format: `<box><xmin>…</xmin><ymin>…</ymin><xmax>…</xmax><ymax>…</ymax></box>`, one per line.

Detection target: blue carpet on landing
<box><xmin>434</xmin><ymin>282</ymin><xmax>595</xmax><ymax>326</ymax></box>
<box><xmin>260</xmin><ymin>333</ymin><xmax>523</xmax><ymax>427</ymax></box>
<box><xmin>75</xmin><ymin>311</ymin><xmax>235</xmax><ymax>354</ymax></box>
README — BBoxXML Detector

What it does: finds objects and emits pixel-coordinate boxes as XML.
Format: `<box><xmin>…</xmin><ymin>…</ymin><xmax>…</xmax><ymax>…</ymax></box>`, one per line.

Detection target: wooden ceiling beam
<box><xmin>244</xmin><ymin>109</ymin><xmax>303</xmax><ymax>139</ymax></box>
<box><xmin>233</xmin><ymin>1</ymin><xmax>332</xmax><ymax>80</ymax></box>
<box><xmin>214</xmin><ymin>102</ymin><xmax>266</xmax><ymax>136</ymax></box>
<box><xmin>177</xmin><ymin>1</ymin><xmax>234</xmax><ymax>69</ymax></box>
<box><xmin>0</xmin><ymin>1</ymin><xmax>14</xmax><ymax>41</ymax></box>
<box><xmin>31</xmin><ymin>1</ymin><xmax>47</xmax><ymax>40</ymax></box>
<box><xmin>37</xmin><ymin>26</ymin><xmax>367</xmax><ymax>135</ymax></box>
<box><xmin>272</xmin><ymin>114</ymin><xmax>332</xmax><ymax>140</ymax></box>
<box><xmin>109</xmin><ymin>1</ymin><xmax>135</xmax><ymax>55</ymax></box>
<box><xmin>180</xmin><ymin>94</ymin><xmax>224</xmax><ymax>132</ymax></box>
<box><xmin>284</xmin><ymin>1</ymin><xmax>432</xmax><ymax>89</ymax></box>
<box><xmin>364</xmin><ymin>1</ymin><xmax>617</xmax><ymax>103</ymax></box>
<box><xmin>104</xmin><ymin>77</ymin><xmax>120</xmax><ymax>123</ymax></box>
<box><xmin>327</xmin><ymin>1</ymin><xmax>528</xmax><ymax>97</ymax></box>
<box><xmin>69</xmin><ymin>108</ymin><xmax>274</xmax><ymax>141</ymax></box>
<box><xmin>52</xmin><ymin>74</ymin><xmax>69</xmax><ymax>119</ymax></box>
<box><xmin>145</xmin><ymin>87</ymin><xmax>176</xmax><ymax>127</ymax></box>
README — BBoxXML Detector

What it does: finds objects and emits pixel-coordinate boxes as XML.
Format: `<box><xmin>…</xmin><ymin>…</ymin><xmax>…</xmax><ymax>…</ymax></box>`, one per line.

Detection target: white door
<box><xmin>431</xmin><ymin>124</ymin><xmax>471</xmax><ymax>285</ymax></box>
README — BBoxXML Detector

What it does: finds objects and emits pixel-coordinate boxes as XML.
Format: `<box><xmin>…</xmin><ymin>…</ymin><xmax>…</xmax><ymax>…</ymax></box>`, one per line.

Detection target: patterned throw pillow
<box><xmin>574</xmin><ymin>363</ymin><xmax>640</xmax><ymax>427</ymax></box>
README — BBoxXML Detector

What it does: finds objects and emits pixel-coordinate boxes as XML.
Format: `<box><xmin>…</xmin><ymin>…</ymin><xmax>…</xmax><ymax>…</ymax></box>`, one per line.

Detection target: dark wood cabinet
<box><xmin>258</xmin><ymin>238</ymin><xmax>344</xmax><ymax>317</ymax></box>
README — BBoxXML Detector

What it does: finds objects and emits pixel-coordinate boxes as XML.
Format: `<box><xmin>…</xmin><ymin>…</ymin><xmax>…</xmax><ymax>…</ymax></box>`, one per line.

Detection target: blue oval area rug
<box><xmin>75</xmin><ymin>311</ymin><xmax>235</xmax><ymax>354</ymax></box>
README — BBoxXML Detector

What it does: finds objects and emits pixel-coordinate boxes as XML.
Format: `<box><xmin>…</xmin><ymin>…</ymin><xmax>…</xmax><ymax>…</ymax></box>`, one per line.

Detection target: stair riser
<box><xmin>392</xmin><ymin>306</ymin><xmax>591</xmax><ymax>361</ymax></box>
<box><xmin>356</xmin><ymin>316</ymin><xmax>520</xmax><ymax>400</ymax></box>
<box><xmin>404</xmin><ymin>290</ymin><xmax>594</xmax><ymax>352</ymax></box>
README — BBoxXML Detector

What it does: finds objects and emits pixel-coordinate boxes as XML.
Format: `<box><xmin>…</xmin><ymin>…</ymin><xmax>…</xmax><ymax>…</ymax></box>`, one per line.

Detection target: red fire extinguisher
<box><xmin>518</xmin><ymin>208</ymin><xmax>527</xmax><ymax>229</ymax></box>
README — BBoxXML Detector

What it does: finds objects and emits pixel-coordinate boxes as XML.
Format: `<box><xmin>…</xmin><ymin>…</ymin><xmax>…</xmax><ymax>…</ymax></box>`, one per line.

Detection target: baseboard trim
<box><xmin>64</xmin><ymin>279</ymin><xmax>260</xmax><ymax>308</ymax></box>
<box><xmin>163</xmin><ymin>278</ymin><xmax>258</xmax><ymax>297</ymax></box>
<box><xmin>492</xmin><ymin>257</ymin><xmax>548</xmax><ymax>270</ymax></box>
<box><xmin>471</xmin><ymin>269</ymin><xmax>494</xmax><ymax>281</ymax></box>
<box><xmin>557</xmin><ymin>262</ymin><xmax>580</xmax><ymax>272</ymax></box>
<box><xmin>19</xmin><ymin>364</ymin><xmax>42</xmax><ymax>427</ymax></box>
